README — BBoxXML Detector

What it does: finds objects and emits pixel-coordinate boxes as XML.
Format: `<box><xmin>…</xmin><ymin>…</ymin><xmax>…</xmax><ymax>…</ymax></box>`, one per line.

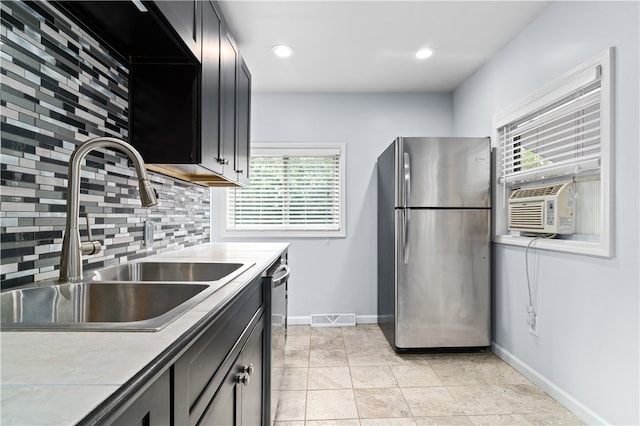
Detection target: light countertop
<box><xmin>0</xmin><ymin>242</ymin><xmax>288</xmax><ymax>425</ymax></box>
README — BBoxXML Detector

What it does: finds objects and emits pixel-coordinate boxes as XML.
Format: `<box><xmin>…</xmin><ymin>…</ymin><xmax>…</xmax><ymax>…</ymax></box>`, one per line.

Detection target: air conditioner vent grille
<box><xmin>508</xmin><ymin>204</ymin><xmax>544</xmax><ymax>229</ymax></box>
<box><xmin>510</xmin><ymin>184</ymin><xmax>565</xmax><ymax>199</ymax></box>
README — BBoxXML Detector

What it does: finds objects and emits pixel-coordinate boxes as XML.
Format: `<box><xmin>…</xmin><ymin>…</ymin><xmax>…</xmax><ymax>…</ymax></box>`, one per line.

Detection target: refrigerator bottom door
<box><xmin>395</xmin><ymin>209</ymin><xmax>490</xmax><ymax>349</ymax></box>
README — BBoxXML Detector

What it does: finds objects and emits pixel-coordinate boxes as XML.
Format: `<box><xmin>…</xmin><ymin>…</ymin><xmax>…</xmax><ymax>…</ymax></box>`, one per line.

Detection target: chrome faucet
<box><xmin>59</xmin><ymin>137</ymin><xmax>158</xmax><ymax>282</ymax></box>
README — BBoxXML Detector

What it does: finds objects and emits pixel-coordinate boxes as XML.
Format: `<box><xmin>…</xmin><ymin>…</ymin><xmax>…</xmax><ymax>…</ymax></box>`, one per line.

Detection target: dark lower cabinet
<box><xmin>198</xmin><ymin>362</ymin><xmax>236</xmax><ymax>425</ymax></box>
<box><xmin>174</xmin><ymin>276</ymin><xmax>267</xmax><ymax>426</ymax></box>
<box><xmin>238</xmin><ymin>315</ymin><xmax>264</xmax><ymax>425</ymax></box>
<box><xmin>112</xmin><ymin>370</ymin><xmax>171</xmax><ymax>426</ymax></box>
<box><xmin>199</xmin><ymin>315</ymin><xmax>264</xmax><ymax>426</ymax></box>
<box><xmin>78</xmin><ymin>271</ymin><xmax>272</xmax><ymax>426</ymax></box>
<box><xmin>110</xmin><ymin>276</ymin><xmax>267</xmax><ymax>426</ymax></box>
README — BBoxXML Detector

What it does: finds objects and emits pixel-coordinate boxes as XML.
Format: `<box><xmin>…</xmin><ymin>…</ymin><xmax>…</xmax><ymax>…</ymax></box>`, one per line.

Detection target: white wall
<box><xmin>453</xmin><ymin>2</ymin><xmax>639</xmax><ymax>424</ymax></box>
<box><xmin>211</xmin><ymin>93</ymin><xmax>454</xmax><ymax>321</ymax></box>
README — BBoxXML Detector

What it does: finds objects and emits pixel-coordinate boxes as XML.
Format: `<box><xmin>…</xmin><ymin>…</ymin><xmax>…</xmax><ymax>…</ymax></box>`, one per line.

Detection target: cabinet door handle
<box><xmin>236</xmin><ymin>372</ymin><xmax>250</xmax><ymax>385</ymax></box>
<box><xmin>242</xmin><ymin>363</ymin><xmax>254</xmax><ymax>375</ymax></box>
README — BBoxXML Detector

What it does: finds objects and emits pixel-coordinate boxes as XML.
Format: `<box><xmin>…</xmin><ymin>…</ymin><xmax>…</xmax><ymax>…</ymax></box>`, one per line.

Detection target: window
<box><xmin>223</xmin><ymin>143</ymin><xmax>346</xmax><ymax>237</ymax></box>
<box><xmin>493</xmin><ymin>48</ymin><xmax>613</xmax><ymax>257</ymax></box>
<box><xmin>498</xmin><ymin>79</ymin><xmax>601</xmax><ymax>184</ymax></box>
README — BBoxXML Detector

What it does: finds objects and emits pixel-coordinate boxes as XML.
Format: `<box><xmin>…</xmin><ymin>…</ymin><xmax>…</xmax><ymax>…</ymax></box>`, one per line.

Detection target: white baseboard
<box><xmin>355</xmin><ymin>315</ymin><xmax>378</xmax><ymax>324</ymax></box>
<box><xmin>287</xmin><ymin>316</ymin><xmax>311</xmax><ymax>325</ymax></box>
<box><xmin>492</xmin><ymin>342</ymin><xmax>609</xmax><ymax>425</ymax></box>
<box><xmin>288</xmin><ymin>315</ymin><xmax>378</xmax><ymax>326</ymax></box>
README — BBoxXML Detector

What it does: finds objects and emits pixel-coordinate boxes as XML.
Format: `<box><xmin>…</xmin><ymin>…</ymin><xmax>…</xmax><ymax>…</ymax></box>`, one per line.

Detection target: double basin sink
<box><xmin>0</xmin><ymin>261</ymin><xmax>254</xmax><ymax>332</ymax></box>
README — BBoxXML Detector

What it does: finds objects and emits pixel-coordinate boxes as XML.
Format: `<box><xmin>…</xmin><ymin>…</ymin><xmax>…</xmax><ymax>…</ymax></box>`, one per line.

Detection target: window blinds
<box><xmin>227</xmin><ymin>149</ymin><xmax>342</xmax><ymax>231</ymax></box>
<box><xmin>498</xmin><ymin>77</ymin><xmax>602</xmax><ymax>184</ymax></box>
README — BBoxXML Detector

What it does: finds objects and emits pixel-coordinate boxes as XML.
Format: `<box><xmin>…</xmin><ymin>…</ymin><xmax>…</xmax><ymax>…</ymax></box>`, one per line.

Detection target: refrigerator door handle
<box><xmin>403</xmin><ymin>152</ymin><xmax>411</xmax><ymax>207</ymax></box>
<box><xmin>402</xmin><ymin>209</ymin><xmax>411</xmax><ymax>264</ymax></box>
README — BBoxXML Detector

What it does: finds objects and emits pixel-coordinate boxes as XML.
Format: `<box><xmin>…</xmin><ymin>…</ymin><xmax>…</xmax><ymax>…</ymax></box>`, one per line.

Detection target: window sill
<box><xmin>494</xmin><ymin>234</ymin><xmax>611</xmax><ymax>258</ymax></box>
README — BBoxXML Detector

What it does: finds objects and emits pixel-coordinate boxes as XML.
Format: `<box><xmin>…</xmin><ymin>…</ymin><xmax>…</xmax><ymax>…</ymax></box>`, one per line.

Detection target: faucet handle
<box><xmin>80</xmin><ymin>213</ymin><xmax>102</xmax><ymax>255</ymax></box>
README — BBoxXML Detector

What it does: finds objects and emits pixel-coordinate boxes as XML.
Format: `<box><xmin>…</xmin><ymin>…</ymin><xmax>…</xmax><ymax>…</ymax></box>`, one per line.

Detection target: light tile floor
<box><xmin>274</xmin><ymin>324</ymin><xmax>584</xmax><ymax>426</ymax></box>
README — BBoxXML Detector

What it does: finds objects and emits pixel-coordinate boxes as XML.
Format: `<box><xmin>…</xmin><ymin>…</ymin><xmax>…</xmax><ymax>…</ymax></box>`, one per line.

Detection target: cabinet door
<box><xmin>234</xmin><ymin>58</ymin><xmax>251</xmax><ymax>186</ymax></box>
<box><xmin>201</xmin><ymin>0</ymin><xmax>223</xmax><ymax>174</ymax></box>
<box><xmin>239</xmin><ymin>314</ymin><xmax>264</xmax><ymax>425</ymax></box>
<box><xmin>197</xmin><ymin>314</ymin><xmax>265</xmax><ymax>426</ymax></box>
<box><xmin>219</xmin><ymin>25</ymin><xmax>238</xmax><ymax>178</ymax></box>
<box><xmin>197</xmin><ymin>360</ymin><xmax>241</xmax><ymax>426</ymax></box>
<box><xmin>112</xmin><ymin>370</ymin><xmax>171</xmax><ymax>426</ymax></box>
<box><xmin>153</xmin><ymin>0</ymin><xmax>201</xmax><ymax>61</ymax></box>
<box><xmin>173</xmin><ymin>278</ymin><xmax>263</xmax><ymax>425</ymax></box>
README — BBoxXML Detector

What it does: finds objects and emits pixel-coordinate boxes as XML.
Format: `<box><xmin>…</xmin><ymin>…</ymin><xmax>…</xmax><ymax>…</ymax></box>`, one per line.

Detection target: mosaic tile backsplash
<box><xmin>1</xmin><ymin>0</ymin><xmax>211</xmax><ymax>290</ymax></box>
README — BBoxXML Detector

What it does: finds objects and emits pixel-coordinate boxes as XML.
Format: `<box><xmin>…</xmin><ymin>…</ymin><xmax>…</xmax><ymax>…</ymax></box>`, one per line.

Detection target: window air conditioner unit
<box><xmin>508</xmin><ymin>182</ymin><xmax>576</xmax><ymax>235</ymax></box>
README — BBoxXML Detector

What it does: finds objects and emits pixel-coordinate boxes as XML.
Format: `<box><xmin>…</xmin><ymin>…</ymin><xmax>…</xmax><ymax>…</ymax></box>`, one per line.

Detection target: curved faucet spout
<box><xmin>60</xmin><ymin>137</ymin><xmax>158</xmax><ymax>282</ymax></box>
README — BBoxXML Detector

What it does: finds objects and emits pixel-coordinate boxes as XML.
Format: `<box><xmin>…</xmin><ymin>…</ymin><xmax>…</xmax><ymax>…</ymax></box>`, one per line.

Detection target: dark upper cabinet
<box><xmin>56</xmin><ymin>0</ymin><xmax>251</xmax><ymax>187</ymax></box>
<box><xmin>54</xmin><ymin>1</ymin><xmax>193</xmax><ymax>61</ymax></box>
<box><xmin>235</xmin><ymin>58</ymin><xmax>252</xmax><ymax>186</ymax></box>
<box><xmin>148</xmin><ymin>0</ymin><xmax>252</xmax><ymax>187</ymax></box>
<box><xmin>219</xmin><ymin>25</ymin><xmax>239</xmax><ymax>179</ymax></box>
<box><xmin>153</xmin><ymin>0</ymin><xmax>202</xmax><ymax>61</ymax></box>
<box><xmin>129</xmin><ymin>62</ymin><xmax>200</xmax><ymax>166</ymax></box>
<box><xmin>219</xmin><ymin>26</ymin><xmax>252</xmax><ymax>187</ymax></box>
<box><xmin>213</xmin><ymin>21</ymin><xmax>252</xmax><ymax>187</ymax></box>
<box><xmin>201</xmin><ymin>0</ymin><xmax>223</xmax><ymax>176</ymax></box>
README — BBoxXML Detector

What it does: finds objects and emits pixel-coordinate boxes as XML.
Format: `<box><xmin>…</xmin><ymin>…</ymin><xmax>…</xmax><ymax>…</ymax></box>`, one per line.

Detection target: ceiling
<box><xmin>217</xmin><ymin>1</ymin><xmax>550</xmax><ymax>93</ymax></box>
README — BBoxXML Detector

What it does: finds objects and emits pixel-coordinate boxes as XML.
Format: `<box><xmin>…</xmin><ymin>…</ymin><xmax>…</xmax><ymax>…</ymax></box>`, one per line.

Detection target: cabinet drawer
<box><xmin>174</xmin><ymin>278</ymin><xmax>263</xmax><ymax>425</ymax></box>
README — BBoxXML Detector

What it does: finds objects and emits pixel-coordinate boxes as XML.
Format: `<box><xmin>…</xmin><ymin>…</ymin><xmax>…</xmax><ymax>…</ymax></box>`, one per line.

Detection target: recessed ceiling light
<box><xmin>272</xmin><ymin>45</ymin><xmax>294</xmax><ymax>58</ymax></box>
<box><xmin>415</xmin><ymin>48</ymin><xmax>435</xmax><ymax>60</ymax></box>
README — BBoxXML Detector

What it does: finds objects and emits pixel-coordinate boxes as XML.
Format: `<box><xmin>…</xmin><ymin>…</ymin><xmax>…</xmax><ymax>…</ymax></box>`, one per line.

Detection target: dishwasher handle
<box><xmin>271</xmin><ymin>264</ymin><xmax>290</xmax><ymax>288</ymax></box>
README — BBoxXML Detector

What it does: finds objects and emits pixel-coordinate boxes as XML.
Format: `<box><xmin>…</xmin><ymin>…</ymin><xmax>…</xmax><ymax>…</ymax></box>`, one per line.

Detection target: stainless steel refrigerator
<box><xmin>377</xmin><ymin>136</ymin><xmax>491</xmax><ymax>350</ymax></box>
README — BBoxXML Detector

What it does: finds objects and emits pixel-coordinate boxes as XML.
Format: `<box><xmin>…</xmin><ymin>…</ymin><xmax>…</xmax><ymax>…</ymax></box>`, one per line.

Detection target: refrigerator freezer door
<box><xmin>395</xmin><ymin>209</ymin><xmax>490</xmax><ymax>349</ymax></box>
<box><xmin>398</xmin><ymin>137</ymin><xmax>491</xmax><ymax>208</ymax></box>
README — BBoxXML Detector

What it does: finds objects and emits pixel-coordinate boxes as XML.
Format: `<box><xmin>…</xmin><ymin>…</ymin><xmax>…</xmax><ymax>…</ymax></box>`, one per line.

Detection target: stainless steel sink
<box><xmin>90</xmin><ymin>262</ymin><xmax>249</xmax><ymax>283</ymax></box>
<box><xmin>0</xmin><ymin>282</ymin><xmax>213</xmax><ymax>331</ymax></box>
<box><xmin>1</xmin><ymin>261</ymin><xmax>255</xmax><ymax>332</ymax></box>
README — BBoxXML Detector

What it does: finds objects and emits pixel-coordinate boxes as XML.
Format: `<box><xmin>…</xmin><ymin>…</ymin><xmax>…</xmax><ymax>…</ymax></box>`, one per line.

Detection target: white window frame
<box><xmin>492</xmin><ymin>47</ymin><xmax>613</xmax><ymax>257</ymax></box>
<box><xmin>222</xmin><ymin>142</ymin><xmax>347</xmax><ymax>238</ymax></box>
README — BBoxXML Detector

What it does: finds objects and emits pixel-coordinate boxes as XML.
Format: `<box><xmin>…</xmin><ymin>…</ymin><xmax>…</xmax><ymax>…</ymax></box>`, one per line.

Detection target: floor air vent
<box><xmin>310</xmin><ymin>313</ymin><xmax>356</xmax><ymax>327</ymax></box>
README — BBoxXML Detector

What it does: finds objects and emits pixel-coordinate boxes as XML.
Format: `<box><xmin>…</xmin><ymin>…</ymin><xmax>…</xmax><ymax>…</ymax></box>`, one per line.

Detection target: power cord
<box><xmin>525</xmin><ymin>234</ymin><xmax>556</xmax><ymax>331</ymax></box>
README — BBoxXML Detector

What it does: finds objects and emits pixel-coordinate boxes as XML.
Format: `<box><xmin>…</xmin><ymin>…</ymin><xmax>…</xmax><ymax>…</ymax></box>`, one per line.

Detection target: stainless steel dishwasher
<box><xmin>264</xmin><ymin>255</ymin><xmax>290</xmax><ymax>426</ymax></box>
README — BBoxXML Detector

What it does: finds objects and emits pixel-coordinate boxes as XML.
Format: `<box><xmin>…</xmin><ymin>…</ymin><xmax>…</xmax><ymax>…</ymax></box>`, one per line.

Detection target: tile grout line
<box><xmin>278</xmin><ymin>324</ymin><xmax>580</xmax><ymax>424</ymax></box>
